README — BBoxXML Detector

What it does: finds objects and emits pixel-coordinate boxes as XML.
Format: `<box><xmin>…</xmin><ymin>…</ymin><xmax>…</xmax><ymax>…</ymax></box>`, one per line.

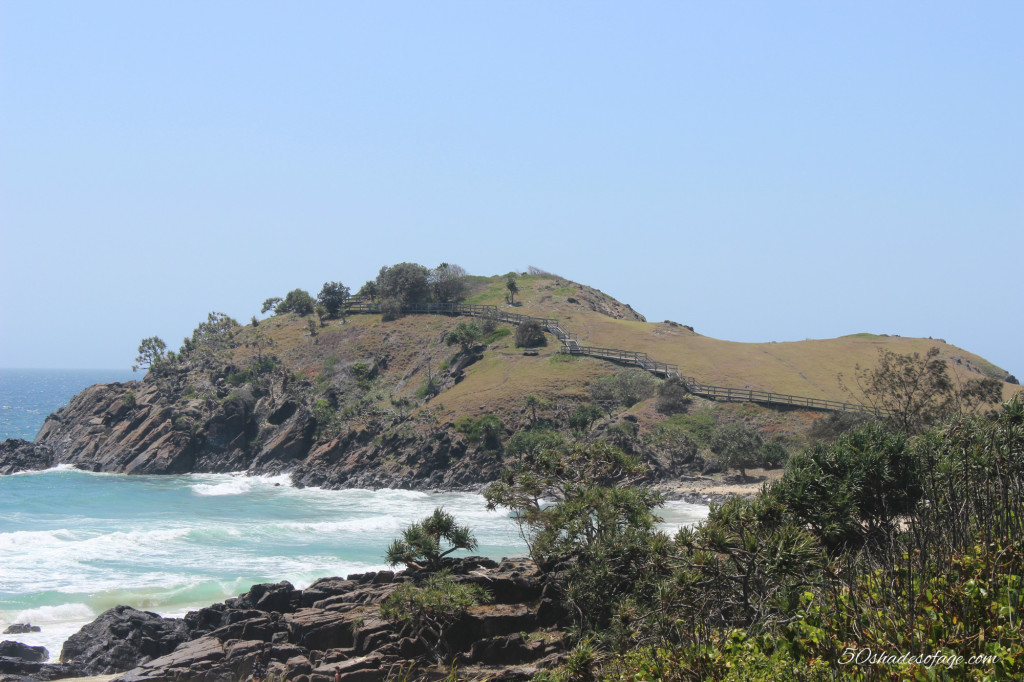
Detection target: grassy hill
<box><xmin>218</xmin><ymin>270</ymin><xmax>1019</xmax><ymax>464</ymax></box>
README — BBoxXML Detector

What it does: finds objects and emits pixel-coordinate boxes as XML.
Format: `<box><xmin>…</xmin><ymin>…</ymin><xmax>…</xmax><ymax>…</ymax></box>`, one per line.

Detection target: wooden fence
<box><xmin>342</xmin><ymin>299</ymin><xmax>883</xmax><ymax>415</ymax></box>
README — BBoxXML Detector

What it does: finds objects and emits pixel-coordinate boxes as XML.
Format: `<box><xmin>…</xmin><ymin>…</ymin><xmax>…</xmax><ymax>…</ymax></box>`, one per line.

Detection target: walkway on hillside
<box><xmin>342</xmin><ymin>300</ymin><xmax>883</xmax><ymax>416</ymax></box>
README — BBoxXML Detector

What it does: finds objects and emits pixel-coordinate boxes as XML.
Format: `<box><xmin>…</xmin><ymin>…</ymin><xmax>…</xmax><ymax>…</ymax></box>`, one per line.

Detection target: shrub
<box><xmin>444</xmin><ymin>321</ymin><xmax>482</xmax><ymax>352</ymax></box>
<box><xmin>709</xmin><ymin>422</ymin><xmax>764</xmax><ymax>478</ymax></box>
<box><xmin>428</xmin><ymin>262</ymin><xmax>469</xmax><ymax>303</ymax></box>
<box><xmin>312</xmin><ymin>398</ymin><xmax>341</xmax><ymax>441</ymax></box>
<box><xmin>260</xmin><ymin>297</ymin><xmax>282</xmax><ymax>314</ymax></box>
<box><xmin>485</xmin><ymin>441</ymin><xmax>665</xmax><ymax>631</ymax></box>
<box><xmin>515</xmin><ymin>320</ymin><xmax>547</xmax><ymax>348</ymax></box>
<box><xmin>759</xmin><ymin>440</ymin><xmax>789</xmax><ymax>468</ymax></box>
<box><xmin>482</xmin><ymin>326</ymin><xmax>511</xmax><ymax>345</ymax></box>
<box><xmin>317</xmin><ymin>281</ymin><xmax>350</xmax><ymax>317</ymax></box>
<box><xmin>132</xmin><ymin>336</ymin><xmax>167</xmax><ymax>373</ymax></box>
<box><xmin>381</xmin><ymin>570</ymin><xmax>489</xmax><ymax>664</ymax></box>
<box><xmin>385</xmin><ymin>507</ymin><xmax>478</xmax><ymax>570</ymax></box>
<box><xmin>767</xmin><ymin>423</ymin><xmax>917</xmax><ymax>552</ymax></box>
<box><xmin>590</xmin><ymin>369</ymin><xmax>657</xmax><ymax>411</ymax></box>
<box><xmin>505</xmin><ymin>429</ymin><xmax>565</xmax><ymax>460</ymax></box>
<box><xmin>568</xmin><ymin>404</ymin><xmax>603</xmax><ymax>433</ymax></box>
<box><xmin>655</xmin><ymin>375</ymin><xmax>691</xmax><ymax>415</ymax></box>
<box><xmin>455</xmin><ymin>414</ymin><xmax>504</xmax><ymax>450</ymax></box>
<box><xmin>380</xmin><ymin>296</ymin><xmax>404</xmax><ymax>322</ymax></box>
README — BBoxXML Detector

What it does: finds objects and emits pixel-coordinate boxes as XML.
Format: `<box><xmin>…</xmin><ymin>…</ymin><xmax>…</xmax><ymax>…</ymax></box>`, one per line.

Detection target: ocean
<box><xmin>0</xmin><ymin>369</ymin><xmax>709</xmax><ymax>658</ymax></box>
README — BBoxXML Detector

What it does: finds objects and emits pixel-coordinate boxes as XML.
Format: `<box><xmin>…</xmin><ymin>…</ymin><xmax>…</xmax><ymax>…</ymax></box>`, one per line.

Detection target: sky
<box><xmin>1</xmin><ymin>2</ymin><xmax>1021</xmax><ymax>376</ymax></box>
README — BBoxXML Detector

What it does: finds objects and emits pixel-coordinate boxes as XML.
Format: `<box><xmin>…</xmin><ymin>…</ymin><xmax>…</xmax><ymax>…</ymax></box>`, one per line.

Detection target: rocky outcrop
<box><xmin>0</xmin><ymin>440</ymin><xmax>55</xmax><ymax>475</ymax></box>
<box><xmin>0</xmin><ymin>642</ymin><xmax>48</xmax><ymax>663</ymax></box>
<box><xmin>15</xmin><ymin>361</ymin><xmax>505</xmax><ymax>491</ymax></box>
<box><xmin>25</xmin><ymin>558</ymin><xmax>567</xmax><ymax>682</ymax></box>
<box><xmin>59</xmin><ymin>605</ymin><xmax>190</xmax><ymax>676</ymax></box>
<box><xmin>1</xmin><ymin>626</ymin><xmax>40</xmax><ymax>636</ymax></box>
<box><xmin>0</xmin><ymin>641</ymin><xmax>81</xmax><ymax>682</ymax></box>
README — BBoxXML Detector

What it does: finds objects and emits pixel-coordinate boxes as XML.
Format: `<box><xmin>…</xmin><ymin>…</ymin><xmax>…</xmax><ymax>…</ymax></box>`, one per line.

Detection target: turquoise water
<box><xmin>0</xmin><ymin>370</ymin><xmax>709</xmax><ymax>658</ymax></box>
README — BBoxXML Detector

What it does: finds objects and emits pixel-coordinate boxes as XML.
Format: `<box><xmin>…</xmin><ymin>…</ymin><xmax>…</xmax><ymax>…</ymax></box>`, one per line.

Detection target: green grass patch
<box><xmin>482</xmin><ymin>327</ymin><xmax>512</xmax><ymax>344</ymax></box>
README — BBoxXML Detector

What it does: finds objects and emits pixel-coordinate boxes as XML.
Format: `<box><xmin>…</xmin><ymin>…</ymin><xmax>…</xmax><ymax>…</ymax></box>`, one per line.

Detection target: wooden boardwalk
<box><xmin>342</xmin><ymin>299</ymin><xmax>882</xmax><ymax>416</ymax></box>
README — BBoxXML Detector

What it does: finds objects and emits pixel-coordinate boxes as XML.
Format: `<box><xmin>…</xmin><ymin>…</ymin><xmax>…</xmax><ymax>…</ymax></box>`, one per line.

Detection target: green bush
<box><xmin>380</xmin><ymin>296</ymin><xmax>404</xmax><ymax>321</ymax></box>
<box><xmin>568</xmin><ymin>404</ymin><xmax>603</xmax><ymax>433</ymax></box>
<box><xmin>590</xmin><ymin>369</ymin><xmax>657</xmax><ymax>411</ymax></box>
<box><xmin>485</xmin><ymin>441</ymin><xmax>665</xmax><ymax>632</ymax></box>
<box><xmin>482</xmin><ymin>326</ymin><xmax>511</xmax><ymax>345</ymax></box>
<box><xmin>515</xmin><ymin>319</ymin><xmax>547</xmax><ymax>348</ymax></box>
<box><xmin>445</xmin><ymin>321</ymin><xmax>482</xmax><ymax>352</ymax></box>
<box><xmin>759</xmin><ymin>440</ymin><xmax>789</xmax><ymax>468</ymax></box>
<box><xmin>276</xmin><ymin>288</ymin><xmax>315</xmax><ymax>316</ymax></box>
<box><xmin>709</xmin><ymin>423</ymin><xmax>764</xmax><ymax>478</ymax></box>
<box><xmin>454</xmin><ymin>414</ymin><xmax>504</xmax><ymax>450</ymax></box>
<box><xmin>505</xmin><ymin>429</ymin><xmax>565</xmax><ymax>459</ymax></box>
<box><xmin>656</xmin><ymin>376</ymin><xmax>692</xmax><ymax>415</ymax></box>
<box><xmin>381</xmin><ymin>570</ymin><xmax>489</xmax><ymax>664</ymax></box>
<box><xmin>767</xmin><ymin>423</ymin><xmax>917</xmax><ymax>552</ymax></box>
<box><xmin>385</xmin><ymin>507</ymin><xmax>478</xmax><ymax>570</ymax></box>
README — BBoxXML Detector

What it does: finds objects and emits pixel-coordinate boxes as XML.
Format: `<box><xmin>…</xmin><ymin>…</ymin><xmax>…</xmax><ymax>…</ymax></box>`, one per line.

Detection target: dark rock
<box><xmin>0</xmin><ymin>640</ymin><xmax>48</xmax><ymax>662</ymax></box>
<box><xmin>2</xmin><ymin>624</ymin><xmax>41</xmax><ymax>635</ymax></box>
<box><xmin>463</xmin><ymin>633</ymin><xmax>546</xmax><ymax>666</ymax></box>
<box><xmin>230</xmin><ymin>580</ymin><xmax>301</xmax><ymax>614</ymax></box>
<box><xmin>0</xmin><ymin>658</ymin><xmax>80</xmax><ymax>681</ymax></box>
<box><xmin>184</xmin><ymin>603</ymin><xmax>266</xmax><ymax>639</ymax></box>
<box><xmin>302</xmin><ymin>577</ymin><xmax>358</xmax><ymax>607</ymax></box>
<box><xmin>115</xmin><ymin>635</ymin><xmax>226</xmax><ymax>681</ymax></box>
<box><xmin>60</xmin><ymin>605</ymin><xmax>190</xmax><ymax>675</ymax></box>
<box><xmin>0</xmin><ymin>439</ymin><xmax>56</xmax><ymax>475</ymax></box>
<box><xmin>284</xmin><ymin>608</ymin><xmax>356</xmax><ymax>650</ymax></box>
<box><xmin>311</xmin><ymin>653</ymin><xmax>383</xmax><ymax>682</ymax></box>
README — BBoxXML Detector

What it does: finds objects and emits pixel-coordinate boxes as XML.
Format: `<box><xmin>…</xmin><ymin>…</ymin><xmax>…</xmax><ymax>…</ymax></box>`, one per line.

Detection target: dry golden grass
<box><xmin>227</xmin><ymin>275</ymin><xmax>1019</xmax><ymax>422</ymax></box>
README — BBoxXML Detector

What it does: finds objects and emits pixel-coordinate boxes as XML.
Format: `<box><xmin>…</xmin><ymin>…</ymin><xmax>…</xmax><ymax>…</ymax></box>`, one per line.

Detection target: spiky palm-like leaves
<box><xmin>385</xmin><ymin>507</ymin><xmax>478</xmax><ymax>570</ymax></box>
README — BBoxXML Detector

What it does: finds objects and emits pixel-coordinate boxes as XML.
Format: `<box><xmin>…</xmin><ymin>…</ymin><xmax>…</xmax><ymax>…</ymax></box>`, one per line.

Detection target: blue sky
<box><xmin>1</xmin><ymin>2</ymin><xmax>1021</xmax><ymax>375</ymax></box>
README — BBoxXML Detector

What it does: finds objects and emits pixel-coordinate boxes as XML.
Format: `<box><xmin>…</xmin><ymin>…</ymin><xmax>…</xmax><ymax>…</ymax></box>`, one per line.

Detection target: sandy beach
<box><xmin>653</xmin><ymin>467</ymin><xmax>785</xmax><ymax>506</ymax></box>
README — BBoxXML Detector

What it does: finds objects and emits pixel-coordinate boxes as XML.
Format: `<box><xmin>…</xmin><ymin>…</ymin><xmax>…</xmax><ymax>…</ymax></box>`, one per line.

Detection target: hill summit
<box><xmin>8</xmin><ymin>264</ymin><xmax>1019</xmax><ymax>491</ymax></box>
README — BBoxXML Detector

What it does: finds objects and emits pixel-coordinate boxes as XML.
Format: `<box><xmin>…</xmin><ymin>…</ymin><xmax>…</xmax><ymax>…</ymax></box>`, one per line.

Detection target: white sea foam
<box><xmin>658</xmin><ymin>501</ymin><xmax>710</xmax><ymax>532</ymax></box>
<box><xmin>191</xmin><ymin>478</ymin><xmax>254</xmax><ymax>496</ymax></box>
<box><xmin>14</xmin><ymin>602</ymin><xmax>95</xmax><ymax>625</ymax></box>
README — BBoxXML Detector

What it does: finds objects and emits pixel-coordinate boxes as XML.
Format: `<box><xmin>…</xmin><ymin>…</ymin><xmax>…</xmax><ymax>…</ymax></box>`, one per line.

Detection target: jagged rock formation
<box><xmin>37</xmin><ymin>558</ymin><xmax>565</xmax><ymax>682</ymax></box>
<box><xmin>0</xmin><ymin>440</ymin><xmax>55</xmax><ymax>475</ymax></box>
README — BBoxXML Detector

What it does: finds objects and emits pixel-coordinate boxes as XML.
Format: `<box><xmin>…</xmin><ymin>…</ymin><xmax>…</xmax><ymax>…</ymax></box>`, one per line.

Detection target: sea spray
<box><xmin>0</xmin><ymin>467</ymin><xmax>708</xmax><ymax>657</ymax></box>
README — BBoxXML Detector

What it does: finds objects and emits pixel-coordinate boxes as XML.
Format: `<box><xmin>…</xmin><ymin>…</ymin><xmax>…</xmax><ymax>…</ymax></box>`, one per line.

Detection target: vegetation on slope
<box><xmin>483</xmin><ymin>395</ymin><xmax>1024</xmax><ymax>681</ymax></box>
<box><xmin>116</xmin><ymin>261</ymin><xmax>1017</xmax><ymax>489</ymax></box>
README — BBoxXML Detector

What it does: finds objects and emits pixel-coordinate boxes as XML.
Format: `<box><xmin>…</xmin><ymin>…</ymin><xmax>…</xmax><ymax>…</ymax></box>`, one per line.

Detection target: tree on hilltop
<box><xmin>133</xmin><ymin>336</ymin><xmax>167</xmax><ymax>373</ymax></box>
<box><xmin>377</xmin><ymin>262</ymin><xmax>431</xmax><ymax>303</ymax></box>
<box><xmin>429</xmin><ymin>262</ymin><xmax>469</xmax><ymax>303</ymax></box>
<box><xmin>260</xmin><ymin>297</ymin><xmax>282</xmax><ymax>314</ymax></box>
<box><xmin>317</xmin><ymin>281</ymin><xmax>350</xmax><ymax>320</ymax></box>
<box><xmin>505</xmin><ymin>275</ymin><xmax>519</xmax><ymax>305</ymax></box>
<box><xmin>275</xmin><ymin>289</ymin><xmax>315</xmax><ymax>316</ymax></box>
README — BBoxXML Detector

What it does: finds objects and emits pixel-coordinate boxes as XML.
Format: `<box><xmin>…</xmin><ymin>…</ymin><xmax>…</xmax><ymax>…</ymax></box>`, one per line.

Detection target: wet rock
<box><xmin>1</xmin><ymin>624</ymin><xmax>41</xmax><ymax>635</ymax></box>
<box><xmin>0</xmin><ymin>640</ymin><xmax>48</xmax><ymax>662</ymax></box>
<box><xmin>0</xmin><ymin>439</ymin><xmax>55</xmax><ymax>475</ymax></box>
<box><xmin>60</xmin><ymin>605</ymin><xmax>189</xmax><ymax>675</ymax></box>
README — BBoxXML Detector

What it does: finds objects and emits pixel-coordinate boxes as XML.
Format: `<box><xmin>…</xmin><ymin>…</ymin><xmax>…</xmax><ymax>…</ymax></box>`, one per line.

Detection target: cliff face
<box><xmin>26</xmin><ymin>358</ymin><xmax>501</xmax><ymax>489</ymax></box>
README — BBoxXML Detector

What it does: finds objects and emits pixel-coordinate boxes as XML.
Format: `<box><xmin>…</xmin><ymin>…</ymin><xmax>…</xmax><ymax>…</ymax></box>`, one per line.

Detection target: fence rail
<box><xmin>342</xmin><ymin>298</ymin><xmax>884</xmax><ymax>415</ymax></box>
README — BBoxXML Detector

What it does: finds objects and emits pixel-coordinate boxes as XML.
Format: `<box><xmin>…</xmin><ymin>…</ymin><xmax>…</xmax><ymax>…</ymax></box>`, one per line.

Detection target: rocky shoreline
<box><xmin>1</xmin><ymin>557</ymin><xmax>565</xmax><ymax>682</ymax></box>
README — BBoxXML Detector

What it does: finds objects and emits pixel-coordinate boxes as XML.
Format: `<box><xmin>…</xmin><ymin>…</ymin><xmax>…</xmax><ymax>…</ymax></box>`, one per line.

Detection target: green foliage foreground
<box><xmin>494</xmin><ymin>396</ymin><xmax>1024</xmax><ymax>681</ymax></box>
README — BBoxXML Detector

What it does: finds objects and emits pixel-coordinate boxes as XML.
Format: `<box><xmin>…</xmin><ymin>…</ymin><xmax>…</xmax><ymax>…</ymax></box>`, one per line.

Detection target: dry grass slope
<box><xmin>228</xmin><ymin>273</ymin><xmax>1019</xmax><ymax>427</ymax></box>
